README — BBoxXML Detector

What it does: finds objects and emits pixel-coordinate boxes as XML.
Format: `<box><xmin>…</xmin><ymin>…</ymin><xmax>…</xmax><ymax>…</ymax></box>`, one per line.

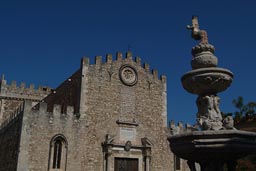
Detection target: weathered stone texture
<box><xmin>0</xmin><ymin>52</ymin><xmax>188</xmax><ymax>171</ymax></box>
<box><xmin>19</xmin><ymin>102</ymin><xmax>84</xmax><ymax>171</ymax></box>
<box><xmin>0</xmin><ymin>99</ymin><xmax>23</xmax><ymax>125</ymax></box>
<box><xmin>0</xmin><ymin>110</ymin><xmax>23</xmax><ymax>171</ymax></box>
<box><xmin>0</xmin><ymin>78</ymin><xmax>51</xmax><ymax>101</ymax></box>
<box><xmin>77</xmin><ymin>54</ymin><xmax>173</xmax><ymax>171</ymax></box>
<box><xmin>0</xmin><ymin>77</ymin><xmax>51</xmax><ymax>125</ymax></box>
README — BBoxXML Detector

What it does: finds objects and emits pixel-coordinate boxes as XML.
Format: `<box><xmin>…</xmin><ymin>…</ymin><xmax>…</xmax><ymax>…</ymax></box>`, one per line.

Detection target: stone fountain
<box><xmin>168</xmin><ymin>16</ymin><xmax>256</xmax><ymax>171</ymax></box>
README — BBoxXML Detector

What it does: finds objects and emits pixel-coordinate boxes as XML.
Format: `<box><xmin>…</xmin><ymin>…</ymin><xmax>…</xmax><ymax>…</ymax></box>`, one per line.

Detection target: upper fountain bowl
<box><xmin>181</xmin><ymin>67</ymin><xmax>233</xmax><ymax>95</ymax></box>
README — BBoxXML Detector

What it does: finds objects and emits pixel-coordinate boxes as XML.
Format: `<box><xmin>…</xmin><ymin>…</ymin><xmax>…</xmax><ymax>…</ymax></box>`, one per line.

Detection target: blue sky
<box><xmin>0</xmin><ymin>0</ymin><xmax>256</xmax><ymax>124</ymax></box>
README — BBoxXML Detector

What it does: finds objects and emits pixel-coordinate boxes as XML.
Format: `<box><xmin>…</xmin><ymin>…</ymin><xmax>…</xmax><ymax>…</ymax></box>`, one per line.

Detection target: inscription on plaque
<box><xmin>121</xmin><ymin>88</ymin><xmax>135</xmax><ymax>113</ymax></box>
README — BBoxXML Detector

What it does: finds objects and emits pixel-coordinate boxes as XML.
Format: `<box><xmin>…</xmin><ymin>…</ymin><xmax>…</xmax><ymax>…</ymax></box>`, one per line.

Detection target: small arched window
<box><xmin>53</xmin><ymin>139</ymin><xmax>62</xmax><ymax>168</ymax></box>
<box><xmin>48</xmin><ymin>135</ymin><xmax>68</xmax><ymax>171</ymax></box>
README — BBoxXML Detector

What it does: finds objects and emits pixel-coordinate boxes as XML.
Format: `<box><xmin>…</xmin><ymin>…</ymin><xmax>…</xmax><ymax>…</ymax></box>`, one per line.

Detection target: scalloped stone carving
<box><xmin>119</xmin><ymin>65</ymin><xmax>138</xmax><ymax>86</ymax></box>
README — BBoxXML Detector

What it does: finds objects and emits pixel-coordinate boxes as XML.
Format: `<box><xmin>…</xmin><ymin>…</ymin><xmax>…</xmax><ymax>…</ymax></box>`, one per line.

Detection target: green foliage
<box><xmin>229</xmin><ymin>96</ymin><xmax>256</xmax><ymax>123</ymax></box>
<box><xmin>226</xmin><ymin>97</ymin><xmax>256</xmax><ymax>170</ymax></box>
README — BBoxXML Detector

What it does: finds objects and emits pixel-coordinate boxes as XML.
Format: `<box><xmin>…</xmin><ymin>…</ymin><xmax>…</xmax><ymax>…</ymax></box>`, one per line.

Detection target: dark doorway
<box><xmin>114</xmin><ymin>158</ymin><xmax>139</xmax><ymax>171</ymax></box>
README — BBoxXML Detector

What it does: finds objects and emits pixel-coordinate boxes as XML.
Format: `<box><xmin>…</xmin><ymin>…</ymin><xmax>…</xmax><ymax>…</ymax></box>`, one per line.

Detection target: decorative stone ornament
<box><xmin>184</xmin><ymin>16</ymin><xmax>234</xmax><ymax>130</ymax></box>
<box><xmin>124</xmin><ymin>140</ymin><xmax>132</xmax><ymax>151</ymax></box>
<box><xmin>191</xmin><ymin>44</ymin><xmax>217</xmax><ymax>69</ymax></box>
<box><xmin>169</xmin><ymin>16</ymin><xmax>256</xmax><ymax>171</ymax></box>
<box><xmin>119</xmin><ymin>65</ymin><xmax>138</xmax><ymax>86</ymax></box>
<box><xmin>181</xmin><ymin>67</ymin><xmax>233</xmax><ymax>95</ymax></box>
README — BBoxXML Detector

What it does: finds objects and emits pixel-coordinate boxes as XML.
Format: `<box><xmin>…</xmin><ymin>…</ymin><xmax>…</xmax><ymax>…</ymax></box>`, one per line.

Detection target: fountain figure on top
<box><xmin>182</xmin><ymin>16</ymin><xmax>234</xmax><ymax>130</ymax></box>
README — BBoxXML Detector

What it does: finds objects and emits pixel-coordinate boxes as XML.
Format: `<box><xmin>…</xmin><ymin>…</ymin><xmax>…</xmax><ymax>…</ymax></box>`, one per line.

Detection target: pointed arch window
<box><xmin>49</xmin><ymin>135</ymin><xmax>68</xmax><ymax>171</ymax></box>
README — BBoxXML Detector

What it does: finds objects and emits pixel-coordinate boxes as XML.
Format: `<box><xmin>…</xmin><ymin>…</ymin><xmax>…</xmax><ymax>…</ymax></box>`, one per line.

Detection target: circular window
<box><xmin>119</xmin><ymin>65</ymin><xmax>138</xmax><ymax>86</ymax></box>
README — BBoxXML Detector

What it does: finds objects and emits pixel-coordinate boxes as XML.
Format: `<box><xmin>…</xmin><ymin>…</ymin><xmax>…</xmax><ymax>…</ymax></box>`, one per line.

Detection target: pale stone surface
<box><xmin>0</xmin><ymin>77</ymin><xmax>51</xmax><ymax>125</ymax></box>
<box><xmin>0</xmin><ymin>53</ymin><xmax>186</xmax><ymax>171</ymax></box>
<box><xmin>181</xmin><ymin>67</ymin><xmax>233</xmax><ymax>95</ymax></box>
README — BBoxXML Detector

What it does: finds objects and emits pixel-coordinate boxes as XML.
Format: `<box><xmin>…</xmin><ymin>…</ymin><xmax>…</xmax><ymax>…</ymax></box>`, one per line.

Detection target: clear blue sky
<box><xmin>0</xmin><ymin>0</ymin><xmax>256</xmax><ymax>125</ymax></box>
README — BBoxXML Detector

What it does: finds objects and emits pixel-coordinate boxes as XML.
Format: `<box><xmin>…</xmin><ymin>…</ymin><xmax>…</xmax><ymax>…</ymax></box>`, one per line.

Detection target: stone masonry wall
<box><xmin>18</xmin><ymin>52</ymin><xmax>185</xmax><ymax>171</ymax></box>
<box><xmin>0</xmin><ymin>107</ymin><xmax>23</xmax><ymax>171</ymax></box>
<box><xmin>0</xmin><ymin>76</ymin><xmax>51</xmax><ymax>125</ymax></box>
<box><xmin>0</xmin><ymin>99</ymin><xmax>23</xmax><ymax>125</ymax></box>
<box><xmin>17</xmin><ymin>101</ymin><xmax>86</xmax><ymax>171</ymax></box>
<box><xmin>79</xmin><ymin>52</ymin><xmax>174</xmax><ymax>171</ymax></box>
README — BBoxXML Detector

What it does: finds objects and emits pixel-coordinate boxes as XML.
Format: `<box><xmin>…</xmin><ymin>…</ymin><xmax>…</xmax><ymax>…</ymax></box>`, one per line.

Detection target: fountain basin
<box><xmin>168</xmin><ymin>130</ymin><xmax>256</xmax><ymax>162</ymax></box>
<box><xmin>181</xmin><ymin>67</ymin><xmax>233</xmax><ymax>95</ymax></box>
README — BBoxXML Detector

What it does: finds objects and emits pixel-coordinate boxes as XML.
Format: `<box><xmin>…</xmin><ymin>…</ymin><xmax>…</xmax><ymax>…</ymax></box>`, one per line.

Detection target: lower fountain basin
<box><xmin>168</xmin><ymin>130</ymin><xmax>256</xmax><ymax>162</ymax></box>
<box><xmin>181</xmin><ymin>67</ymin><xmax>233</xmax><ymax>95</ymax></box>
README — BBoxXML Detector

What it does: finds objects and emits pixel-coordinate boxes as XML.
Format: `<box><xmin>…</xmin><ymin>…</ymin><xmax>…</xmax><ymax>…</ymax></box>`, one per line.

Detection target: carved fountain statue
<box><xmin>168</xmin><ymin>16</ymin><xmax>256</xmax><ymax>171</ymax></box>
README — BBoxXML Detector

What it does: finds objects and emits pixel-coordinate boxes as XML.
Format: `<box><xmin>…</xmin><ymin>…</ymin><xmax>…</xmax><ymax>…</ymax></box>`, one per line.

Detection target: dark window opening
<box><xmin>114</xmin><ymin>158</ymin><xmax>138</xmax><ymax>171</ymax></box>
<box><xmin>53</xmin><ymin>139</ymin><xmax>62</xmax><ymax>169</ymax></box>
<box><xmin>48</xmin><ymin>135</ymin><xmax>68</xmax><ymax>171</ymax></box>
<box><xmin>175</xmin><ymin>155</ymin><xmax>181</xmax><ymax>170</ymax></box>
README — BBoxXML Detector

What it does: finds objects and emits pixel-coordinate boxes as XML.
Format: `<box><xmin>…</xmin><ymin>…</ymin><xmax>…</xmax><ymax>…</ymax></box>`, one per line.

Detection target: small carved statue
<box><xmin>196</xmin><ymin>95</ymin><xmax>223</xmax><ymax>130</ymax></box>
<box><xmin>187</xmin><ymin>16</ymin><xmax>209</xmax><ymax>44</ymax></box>
<box><xmin>223</xmin><ymin>116</ymin><xmax>235</xmax><ymax>130</ymax></box>
<box><xmin>196</xmin><ymin>95</ymin><xmax>222</xmax><ymax>120</ymax></box>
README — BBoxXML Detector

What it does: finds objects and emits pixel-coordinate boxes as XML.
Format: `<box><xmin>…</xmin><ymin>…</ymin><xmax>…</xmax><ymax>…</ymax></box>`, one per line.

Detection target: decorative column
<box><xmin>102</xmin><ymin>134</ymin><xmax>114</xmax><ymax>171</ymax></box>
<box><xmin>142</xmin><ymin>137</ymin><xmax>152</xmax><ymax>171</ymax></box>
<box><xmin>143</xmin><ymin>148</ymin><xmax>151</xmax><ymax>171</ymax></box>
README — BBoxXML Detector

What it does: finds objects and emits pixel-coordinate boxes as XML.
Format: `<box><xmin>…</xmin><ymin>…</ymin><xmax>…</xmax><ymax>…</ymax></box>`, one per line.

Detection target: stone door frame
<box><xmin>102</xmin><ymin>136</ymin><xmax>152</xmax><ymax>171</ymax></box>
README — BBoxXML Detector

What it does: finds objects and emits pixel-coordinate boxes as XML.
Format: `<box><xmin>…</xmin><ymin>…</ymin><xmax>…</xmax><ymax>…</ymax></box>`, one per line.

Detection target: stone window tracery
<box><xmin>53</xmin><ymin>139</ymin><xmax>62</xmax><ymax>168</ymax></box>
<box><xmin>48</xmin><ymin>134</ymin><xmax>68</xmax><ymax>171</ymax></box>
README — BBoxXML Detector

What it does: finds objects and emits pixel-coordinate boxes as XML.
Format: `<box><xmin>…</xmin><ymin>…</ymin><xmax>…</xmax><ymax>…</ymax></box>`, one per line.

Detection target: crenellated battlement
<box><xmin>80</xmin><ymin>51</ymin><xmax>167</xmax><ymax>82</ymax></box>
<box><xmin>169</xmin><ymin>120</ymin><xmax>199</xmax><ymax>135</ymax></box>
<box><xmin>0</xmin><ymin>74</ymin><xmax>52</xmax><ymax>101</ymax></box>
<box><xmin>32</xmin><ymin>102</ymin><xmax>75</xmax><ymax>116</ymax></box>
<box><xmin>28</xmin><ymin>102</ymin><xmax>77</xmax><ymax>125</ymax></box>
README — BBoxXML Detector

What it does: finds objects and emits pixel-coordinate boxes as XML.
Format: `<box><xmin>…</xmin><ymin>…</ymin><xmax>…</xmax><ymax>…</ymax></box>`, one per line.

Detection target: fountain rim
<box><xmin>168</xmin><ymin>129</ymin><xmax>256</xmax><ymax>139</ymax></box>
<box><xmin>168</xmin><ymin>129</ymin><xmax>256</xmax><ymax>161</ymax></box>
<box><xmin>181</xmin><ymin>67</ymin><xmax>233</xmax><ymax>82</ymax></box>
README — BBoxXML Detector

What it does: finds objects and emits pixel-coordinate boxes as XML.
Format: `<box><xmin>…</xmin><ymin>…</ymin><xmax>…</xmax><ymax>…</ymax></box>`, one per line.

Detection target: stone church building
<box><xmin>0</xmin><ymin>52</ymin><xmax>188</xmax><ymax>171</ymax></box>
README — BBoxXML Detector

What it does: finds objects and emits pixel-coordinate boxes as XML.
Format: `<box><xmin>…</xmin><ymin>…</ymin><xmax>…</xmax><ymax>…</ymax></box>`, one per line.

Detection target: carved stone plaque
<box><xmin>120</xmin><ymin>127</ymin><xmax>135</xmax><ymax>141</ymax></box>
<box><xmin>119</xmin><ymin>65</ymin><xmax>138</xmax><ymax>86</ymax></box>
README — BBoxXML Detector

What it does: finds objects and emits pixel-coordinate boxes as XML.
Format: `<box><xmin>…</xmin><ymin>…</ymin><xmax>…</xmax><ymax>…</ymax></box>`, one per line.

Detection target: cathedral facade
<box><xmin>0</xmin><ymin>52</ymin><xmax>188</xmax><ymax>171</ymax></box>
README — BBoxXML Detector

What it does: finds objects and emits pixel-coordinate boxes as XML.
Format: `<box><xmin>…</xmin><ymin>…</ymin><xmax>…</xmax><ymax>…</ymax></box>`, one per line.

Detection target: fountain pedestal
<box><xmin>168</xmin><ymin>16</ymin><xmax>256</xmax><ymax>171</ymax></box>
